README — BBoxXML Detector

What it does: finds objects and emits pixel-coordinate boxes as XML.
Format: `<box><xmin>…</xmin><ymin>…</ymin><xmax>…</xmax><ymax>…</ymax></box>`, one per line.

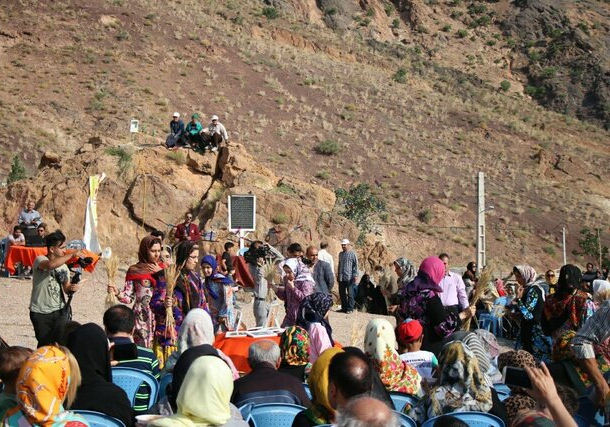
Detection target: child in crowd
<box><xmin>396</xmin><ymin>319</ymin><xmax>438</xmax><ymax>384</ymax></box>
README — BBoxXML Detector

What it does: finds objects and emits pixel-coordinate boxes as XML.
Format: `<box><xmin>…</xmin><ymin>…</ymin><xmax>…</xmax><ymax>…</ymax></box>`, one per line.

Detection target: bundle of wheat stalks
<box><xmin>163</xmin><ymin>262</ymin><xmax>182</xmax><ymax>342</ymax></box>
<box><xmin>463</xmin><ymin>263</ymin><xmax>495</xmax><ymax>330</ymax></box>
<box><xmin>263</xmin><ymin>261</ymin><xmax>278</xmax><ymax>303</ymax></box>
<box><xmin>104</xmin><ymin>255</ymin><xmax>119</xmax><ymax>310</ymax></box>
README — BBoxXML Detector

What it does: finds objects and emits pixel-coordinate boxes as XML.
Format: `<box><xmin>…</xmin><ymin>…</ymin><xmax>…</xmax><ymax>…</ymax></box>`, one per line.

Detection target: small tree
<box><xmin>335</xmin><ymin>183</ymin><xmax>386</xmax><ymax>243</ymax></box>
<box><xmin>573</xmin><ymin>227</ymin><xmax>610</xmax><ymax>269</ymax></box>
<box><xmin>7</xmin><ymin>155</ymin><xmax>26</xmax><ymax>184</ymax></box>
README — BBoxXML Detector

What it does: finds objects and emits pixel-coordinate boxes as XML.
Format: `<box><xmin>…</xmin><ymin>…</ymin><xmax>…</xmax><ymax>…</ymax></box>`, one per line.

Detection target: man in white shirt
<box><xmin>201</xmin><ymin>114</ymin><xmax>229</xmax><ymax>152</ymax></box>
<box><xmin>438</xmin><ymin>253</ymin><xmax>469</xmax><ymax>316</ymax></box>
<box><xmin>7</xmin><ymin>226</ymin><xmax>26</xmax><ymax>248</ymax></box>
<box><xmin>318</xmin><ymin>242</ymin><xmax>335</xmax><ymax>276</ymax></box>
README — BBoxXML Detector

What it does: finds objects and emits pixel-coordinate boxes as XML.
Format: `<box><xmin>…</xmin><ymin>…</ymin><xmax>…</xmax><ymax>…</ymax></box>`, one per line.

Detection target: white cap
<box><xmin>340</xmin><ymin>239</ymin><xmax>350</xmax><ymax>245</ymax></box>
<box><xmin>211</xmin><ymin>115</ymin><xmax>219</xmax><ymax>121</ymax></box>
<box><xmin>173</xmin><ymin>112</ymin><xmax>180</xmax><ymax>118</ymax></box>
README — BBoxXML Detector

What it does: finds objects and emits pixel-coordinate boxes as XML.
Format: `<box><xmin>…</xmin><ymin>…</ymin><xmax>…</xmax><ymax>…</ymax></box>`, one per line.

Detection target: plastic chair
<box><xmin>245</xmin><ymin>403</ymin><xmax>305</xmax><ymax>427</ymax></box>
<box><xmin>394</xmin><ymin>411</ymin><xmax>417</xmax><ymax>427</ymax></box>
<box><xmin>574</xmin><ymin>414</ymin><xmax>590</xmax><ymax>427</ymax></box>
<box><xmin>234</xmin><ymin>389</ymin><xmax>301</xmax><ymax>408</ymax></box>
<box><xmin>73</xmin><ymin>410</ymin><xmax>126</xmax><ymax>427</ymax></box>
<box><xmin>422</xmin><ymin>412</ymin><xmax>505</xmax><ymax>427</ymax></box>
<box><xmin>303</xmin><ymin>383</ymin><xmax>312</xmax><ymax>400</ymax></box>
<box><xmin>389</xmin><ymin>392</ymin><xmax>419</xmax><ymax>412</ymax></box>
<box><xmin>112</xmin><ymin>367</ymin><xmax>159</xmax><ymax>410</ymax></box>
<box><xmin>158</xmin><ymin>373</ymin><xmax>173</xmax><ymax>402</ymax></box>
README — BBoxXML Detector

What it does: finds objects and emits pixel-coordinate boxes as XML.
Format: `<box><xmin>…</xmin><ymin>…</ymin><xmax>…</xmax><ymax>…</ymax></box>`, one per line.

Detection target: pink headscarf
<box><xmin>411</xmin><ymin>256</ymin><xmax>446</xmax><ymax>292</ymax></box>
<box><xmin>514</xmin><ymin>265</ymin><xmax>537</xmax><ymax>286</ymax></box>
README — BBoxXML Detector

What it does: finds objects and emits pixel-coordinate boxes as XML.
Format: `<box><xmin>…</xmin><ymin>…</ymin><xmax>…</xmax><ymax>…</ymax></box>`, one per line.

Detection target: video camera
<box><xmin>67</xmin><ymin>257</ymin><xmax>94</xmax><ymax>284</ymax></box>
<box><xmin>244</xmin><ymin>244</ymin><xmax>272</xmax><ymax>265</ymax></box>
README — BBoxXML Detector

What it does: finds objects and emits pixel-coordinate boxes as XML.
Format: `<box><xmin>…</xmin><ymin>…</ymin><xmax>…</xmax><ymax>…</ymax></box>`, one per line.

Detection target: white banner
<box><xmin>83</xmin><ymin>173</ymin><xmax>106</xmax><ymax>253</ymax></box>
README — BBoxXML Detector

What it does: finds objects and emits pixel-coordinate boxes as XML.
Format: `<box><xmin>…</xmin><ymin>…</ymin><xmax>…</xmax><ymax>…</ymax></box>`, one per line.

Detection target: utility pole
<box><xmin>598</xmin><ymin>228</ymin><xmax>602</xmax><ymax>269</ymax></box>
<box><xmin>562</xmin><ymin>226</ymin><xmax>567</xmax><ymax>266</ymax></box>
<box><xmin>476</xmin><ymin>172</ymin><xmax>486</xmax><ymax>274</ymax></box>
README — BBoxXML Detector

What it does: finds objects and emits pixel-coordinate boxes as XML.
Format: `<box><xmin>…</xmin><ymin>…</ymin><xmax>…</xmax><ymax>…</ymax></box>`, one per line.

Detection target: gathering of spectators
<box><xmin>166</xmin><ymin>112</ymin><xmax>229</xmax><ymax>153</ymax></box>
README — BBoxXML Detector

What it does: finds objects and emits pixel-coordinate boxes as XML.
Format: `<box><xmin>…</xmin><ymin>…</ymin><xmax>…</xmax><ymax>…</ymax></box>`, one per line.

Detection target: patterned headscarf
<box><xmin>280</xmin><ymin>326</ymin><xmax>310</xmax><ymax>366</ymax></box>
<box><xmin>394</xmin><ymin>257</ymin><xmax>416</xmax><ymax>287</ymax></box>
<box><xmin>364</xmin><ymin>319</ymin><xmax>421</xmax><ymax>394</ymax></box>
<box><xmin>11</xmin><ymin>346</ymin><xmax>82</xmax><ymax>427</ymax></box>
<box><xmin>514</xmin><ymin>265</ymin><xmax>537</xmax><ymax>286</ymax></box>
<box><xmin>296</xmin><ymin>293</ymin><xmax>334</xmax><ymax>346</ymax></box>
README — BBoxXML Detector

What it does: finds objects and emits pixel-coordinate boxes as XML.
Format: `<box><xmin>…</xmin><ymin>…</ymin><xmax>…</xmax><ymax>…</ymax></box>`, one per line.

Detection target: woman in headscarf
<box><xmin>163</xmin><ymin>308</ymin><xmax>238</xmax><ymax>379</ymax></box>
<box><xmin>542</xmin><ymin>264</ymin><xmax>594</xmax><ymax>362</ymax></box>
<box><xmin>364</xmin><ymin>319</ymin><xmax>421</xmax><ymax>395</ymax></box>
<box><xmin>296</xmin><ymin>293</ymin><xmax>334</xmax><ymax>363</ymax></box>
<box><xmin>1</xmin><ymin>346</ymin><xmax>88</xmax><ymax>426</ymax></box>
<box><xmin>272</xmin><ymin>258</ymin><xmax>315</xmax><ymax>327</ymax></box>
<box><xmin>151</xmin><ymin>356</ymin><xmax>247</xmax><ymax>427</ymax></box>
<box><xmin>278</xmin><ymin>326</ymin><xmax>311</xmax><ymax>382</ymax></box>
<box><xmin>408</xmin><ymin>341</ymin><xmax>494</xmax><ymax>424</ymax></box>
<box><xmin>511</xmin><ymin>265</ymin><xmax>551</xmax><ymax>362</ymax></box>
<box><xmin>66</xmin><ymin>323</ymin><xmax>134</xmax><ymax>427</ymax></box>
<box><xmin>151</xmin><ymin>241</ymin><xmax>209</xmax><ymax>366</ymax></box>
<box><xmin>462</xmin><ymin>261</ymin><xmax>478</xmax><ymax>297</ymax></box>
<box><xmin>396</xmin><ymin>256</ymin><xmax>474</xmax><ymax>355</ymax></box>
<box><xmin>108</xmin><ymin>235</ymin><xmax>163</xmax><ymax>347</ymax></box>
<box><xmin>291</xmin><ymin>348</ymin><xmax>343</xmax><ymax>427</ymax></box>
<box><xmin>0</xmin><ymin>347</ymin><xmax>33</xmax><ymax>420</ymax></box>
<box><xmin>201</xmin><ymin>255</ymin><xmax>235</xmax><ymax>333</ymax></box>
<box><xmin>394</xmin><ymin>257</ymin><xmax>416</xmax><ymax>291</ymax></box>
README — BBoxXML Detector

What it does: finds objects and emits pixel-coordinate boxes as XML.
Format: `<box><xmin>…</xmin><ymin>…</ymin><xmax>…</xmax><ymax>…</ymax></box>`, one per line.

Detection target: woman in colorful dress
<box><xmin>201</xmin><ymin>255</ymin><xmax>235</xmax><ymax>333</ymax></box>
<box><xmin>511</xmin><ymin>264</ymin><xmax>552</xmax><ymax>362</ymax></box>
<box><xmin>273</xmin><ymin>258</ymin><xmax>315</xmax><ymax>327</ymax></box>
<box><xmin>364</xmin><ymin>318</ymin><xmax>421</xmax><ymax>395</ymax></box>
<box><xmin>278</xmin><ymin>326</ymin><xmax>311</xmax><ymax>382</ymax></box>
<box><xmin>150</xmin><ymin>241</ymin><xmax>208</xmax><ymax>367</ymax></box>
<box><xmin>108</xmin><ymin>235</ymin><xmax>162</xmax><ymax>348</ymax></box>
<box><xmin>396</xmin><ymin>256</ymin><xmax>474</xmax><ymax>355</ymax></box>
<box><xmin>296</xmin><ymin>292</ymin><xmax>334</xmax><ymax>364</ymax></box>
<box><xmin>1</xmin><ymin>346</ymin><xmax>89</xmax><ymax>426</ymax></box>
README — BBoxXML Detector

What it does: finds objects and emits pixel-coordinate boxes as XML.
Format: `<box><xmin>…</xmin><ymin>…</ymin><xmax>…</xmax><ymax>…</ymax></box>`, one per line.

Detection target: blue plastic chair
<box><xmin>245</xmin><ymin>403</ymin><xmax>305</xmax><ymax>427</ymax></box>
<box><xmin>158</xmin><ymin>373</ymin><xmax>172</xmax><ymax>402</ymax></box>
<box><xmin>73</xmin><ymin>410</ymin><xmax>126</xmax><ymax>427</ymax></box>
<box><xmin>394</xmin><ymin>411</ymin><xmax>417</xmax><ymax>427</ymax></box>
<box><xmin>574</xmin><ymin>414</ymin><xmax>590</xmax><ymax>427</ymax></box>
<box><xmin>303</xmin><ymin>383</ymin><xmax>312</xmax><ymax>400</ymax></box>
<box><xmin>111</xmin><ymin>367</ymin><xmax>159</xmax><ymax>410</ymax></box>
<box><xmin>422</xmin><ymin>412</ymin><xmax>505</xmax><ymax>427</ymax></box>
<box><xmin>389</xmin><ymin>392</ymin><xmax>419</xmax><ymax>412</ymax></box>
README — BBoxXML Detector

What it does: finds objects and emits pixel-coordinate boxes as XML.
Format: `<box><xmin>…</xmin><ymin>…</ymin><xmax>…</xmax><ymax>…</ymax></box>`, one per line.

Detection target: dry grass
<box><xmin>104</xmin><ymin>254</ymin><xmax>120</xmax><ymax>310</ymax></box>
<box><xmin>163</xmin><ymin>262</ymin><xmax>182</xmax><ymax>342</ymax></box>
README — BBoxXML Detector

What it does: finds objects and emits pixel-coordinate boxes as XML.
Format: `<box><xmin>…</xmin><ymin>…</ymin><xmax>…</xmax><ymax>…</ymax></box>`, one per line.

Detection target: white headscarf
<box><xmin>593</xmin><ymin>280</ymin><xmax>610</xmax><ymax>298</ymax></box>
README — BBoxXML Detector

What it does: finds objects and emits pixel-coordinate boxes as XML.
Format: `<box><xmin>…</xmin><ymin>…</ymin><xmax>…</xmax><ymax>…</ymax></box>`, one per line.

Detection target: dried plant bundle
<box><xmin>163</xmin><ymin>262</ymin><xmax>183</xmax><ymax>342</ymax></box>
<box><xmin>463</xmin><ymin>263</ymin><xmax>495</xmax><ymax>330</ymax></box>
<box><xmin>104</xmin><ymin>254</ymin><xmax>120</xmax><ymax>310</ymax></box>
<box><xmin>349</xmin><ymin>319</ymin><xmax>365</xmax><ymax>347</ymax></box>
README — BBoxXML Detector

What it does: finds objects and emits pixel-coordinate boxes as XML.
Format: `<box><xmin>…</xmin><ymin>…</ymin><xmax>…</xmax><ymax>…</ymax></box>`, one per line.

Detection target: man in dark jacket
<box><xmin>166</xmin><ymin>112</ymin><xmax>185</xmax><ymax>149</ymax></box>
<box><xmin>231</xmin><ymin>340</ymin><xmax>311</xmax><ymax>408</ymax></box>
<box><xmin>306</xmin><ymin>246</ymin><xmax>334</xmax><ymax>295</ymax></box>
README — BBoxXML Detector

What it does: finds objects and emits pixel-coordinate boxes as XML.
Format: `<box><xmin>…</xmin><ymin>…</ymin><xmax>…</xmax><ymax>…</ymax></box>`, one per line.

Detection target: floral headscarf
<box><xmin>514</xmin><ymin>265</ymin><xmax>537</xmax><ymax>286</ymax></box>
<box><xmin>296</xmin><ymin>292</ymin><xmax>334</xmax><ymax>346</ymax></box>
<box><xmin>280</xmin><ymin>326</ymin><xmax>310</xmax><ymax>366</ymax></box>
<box><xmin>364</xmin><ymin>319</ymin><xmax>421</xmax><ymax>395</ymax></box>
<box><xmin>394</xmin><ymin>257</ymin><xmax>416</xmax><ymax>287</ymax></box>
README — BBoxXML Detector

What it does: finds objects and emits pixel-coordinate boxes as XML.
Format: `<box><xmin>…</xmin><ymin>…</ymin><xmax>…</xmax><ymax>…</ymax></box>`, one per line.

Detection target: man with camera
<box><xmin>30</xmin><ymin>230</ymin><xmax>84</xmax><ymax>347</ymax></box>
<box><xmin>245</xmin><ymin>240</ymin><xmax>270</xmax><ymax>327</ymax></box>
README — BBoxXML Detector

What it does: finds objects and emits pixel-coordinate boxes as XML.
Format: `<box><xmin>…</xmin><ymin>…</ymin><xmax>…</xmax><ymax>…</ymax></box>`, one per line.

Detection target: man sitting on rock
<box><xmin>201</xmin><ymin>115</ymin><xmax>229</xmax><ymax>152</ymax></box>
<box><xmin>184</xmin><ymin>113</ymin><xmax>204</xmax><ymax>149</ymax></box>
<box><xmin>166</xmin><ymin>112</ymin><xmax>185</xmax><ymax>150</ymax></box>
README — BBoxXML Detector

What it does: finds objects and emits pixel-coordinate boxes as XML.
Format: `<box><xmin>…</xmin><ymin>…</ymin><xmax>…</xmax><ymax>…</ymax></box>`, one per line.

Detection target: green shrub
<box><xmin>441</xmin><ymin>24</ymin><xmax>452</xmax><ymax>32</ymax></box>
<box><xmin>391</xmin><ymin>18</ymin><xmax>400</xmax><ymax>29</ymax></box>
<box><xmin>262</xmin><ymin>7</ymin><xmax>279</xmax><ymax>19</ymax></box>
<box><xmin>418</xmin><ymin>208</ymin><xmax>434</xmax><ymax>224</ymax></box>
<box><xmin>116</xmin><ymin>30</ymin><xmax>129</xmax><ymax>41</ymax></box>
<box><xmin>500</xmin><ymin>80</ymin><xmax>511</xmax><ymax>92</ymax></box>
<box><xmin>457</xmin><ymin>29</ymin><xmax>468</xmax><ymax>38</ymax></box>
<box><xmin>541</xmin><ymin>67</ymin><xmax>557</xmax><ymax>78</ymax></box>
<box><xmin>166</xmin><ymin>151</ymin><xmax>186</xmax><ymax>165</ymax></box>
<box><xmin>315</xmin><ymin>140</ymin><xmax>341</xmax><ymax>155</ymax></box>
<box><xmin>325</xmin><ymin>7</ymin><xmax>337</xmax><ymax>16</ymax></box>
<box><xmin>105</xmin><ymin>146</ymin><xmax>132</xmax><ymax>176</ymax></box>
<box><xmin>335</xmin><ymin>183</ymin><xmax>386</xmax><ymax>242</ymax></box>
<box><xmin>315</xmin><ymin>170</ymin><xmax>330</xmax><ymax>180</ymax></box>
<box><xmin>7</xmin><ymin>155</ymin><xmax>26</xmax><ymax>184</ymax></box>
<box><xmin>486</xmin><ymin>39</ymin><xmax>497</xmax><ymax>46</ymax></box>
<box><xmin>384</xmin><ymin>4</ymin><xmax>394</xmax><ymax>16</ymax></box>
<box><xmin>543</xmin><ymin>246</ymin><xmax>556</xmax><ymax>256</ymax></box>
<box><xmin>393</xmin><ymin>67</ymin><xmax>408</xmax><ymax>84</ymax></box>
<box><xmin>272</xmin><ymin>213</ymin><xmax>289</xmax><ymax>224</ymax></box>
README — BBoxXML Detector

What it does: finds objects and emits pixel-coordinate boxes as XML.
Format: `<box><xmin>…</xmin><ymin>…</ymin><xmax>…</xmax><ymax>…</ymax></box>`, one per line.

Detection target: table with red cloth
<box><xmin>3</xmin><ymin>246</ymin><xmax>100</xmax><ymax>275</ymax></box>
<box><xmin>214</xmin><ymin>332</ymin><xmax>343</xmax><ymax>374</ymax></box>
<box><xmin>216</xmin><ymin>255</ymin><xmax>254</xmax><ymax>289</ymax></box>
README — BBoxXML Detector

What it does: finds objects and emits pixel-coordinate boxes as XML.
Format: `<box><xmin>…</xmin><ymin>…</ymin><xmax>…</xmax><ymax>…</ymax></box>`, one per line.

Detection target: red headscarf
<box><xmin>126</xmin><ymin>235</ymin><xmax>162</xmax><ymax>276</ymax></box>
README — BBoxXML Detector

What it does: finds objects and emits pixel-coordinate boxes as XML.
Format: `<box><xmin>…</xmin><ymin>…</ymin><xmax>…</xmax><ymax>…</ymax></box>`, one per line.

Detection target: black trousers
<box><xmin>30</xmin><ymin>309</ymin><xmax>67</xmax><ymax>348</ymax></box>
<box><xmin>201</xmin><ymin>132</ymin><xmax>223</xmax><ymax>149</ymax></box>
<box><xmin>339</xmin><ymin>279</ymin><xmax>355</xmax><ymax>312</ymax></box>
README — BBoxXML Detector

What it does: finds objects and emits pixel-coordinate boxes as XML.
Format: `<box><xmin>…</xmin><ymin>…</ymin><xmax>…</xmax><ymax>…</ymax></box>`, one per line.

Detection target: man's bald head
<box><xmin>328</xmin><ymin>352</ymin><xmax>373</xmax><ymax>409</ymax></box>
<box><xmin>248</xmin><ymin>340</ymin><xmax>281</xmax><ymax>369</ymax></box>
<box><xmin>336</xmin><ymin>396</ymin><xmax>399</xmax><ymax>427</ymax></box>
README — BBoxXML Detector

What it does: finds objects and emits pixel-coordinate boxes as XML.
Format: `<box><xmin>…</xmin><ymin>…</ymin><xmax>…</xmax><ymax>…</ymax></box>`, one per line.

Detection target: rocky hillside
<box><xmin>0</xmin><ymin>0</ymin><xmax>609</xmax><ymax>271</ymax></box>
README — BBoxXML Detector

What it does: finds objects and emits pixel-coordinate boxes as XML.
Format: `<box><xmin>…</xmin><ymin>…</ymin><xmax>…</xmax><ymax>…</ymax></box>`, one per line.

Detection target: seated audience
<box><xmin>163</xmin><ymin>308</ymin><xmax>238</xmax><ymax>378</ymax></box>
<box><xmin>201</xmin><ymin>115</ymin><xmax>229</xmax><ymax>152</ymax></box>
<box><xmin>184</xmin><ymin>114</ymin><xmax>203</xmax><ymax>149</ymax></box>
<box><xmin>497</xmin><ymin>350</ymin><xmax>537</xmax><ymax>423</ymax></box>
<box><xmin>36</xmin><ymin>223</ymin><xmax>47</xmax><ymax>238</ymax></box>
<box><xmin>1</xmin><ymin>346</ymin><xmax>87</xmax><ymax>426</ymax></box>
<box><xmin>397</xmin><ymin>319</ymin><xmax>438</xmax><ymax>384</ymax></box>
<box><xmin>103</xmin><ymin>305</ymin><xmax>161</xmax><ymax>415</ymax></box>
<box><xmin>335</xmin><ymin>396</ymin><xmax>399</xmax><ymax>427</ymax></box>
<box><xmin>327</xmin><ymin>351</ymin><xmax>373</xmax><ymax>412</ymax></box>
<box><xmin>364</xmin><ymin>318</ymin><xmax>421</xmax><ymax>395</ymax></box>
<box><xmin>278</xmin><ymin>326</ymin><xmax>311</xmax><ymax>382</ymax></box>
<box><xmin>297</xmin><ymin>293</ymin><xmax>334</xmax><ymax>363</ymax></box>
<box><xmin>432</xmin><ymin>415</ymin><xmax>469</xmax><ymax>427</ymax></box>
<box><xmin>7</xmin><ymin>226</ymin><xmax>25</xmax><ymax>248</ymax></box>
<box><xmin>166</xmin><ymin>112</ymin><xmax>185</xmax><ymax>150</ymax></box>
<box><xmin>292</xmin><ymin>348</ymin><xmax>343</xmax><ymax>427</ymax></box>
<box><xmin>341</xmin><ymin>347</ymin><xmax>394</xmax><ymax>409</ymax></box>
<box><xmin>67</xmin><ymin>323</ymin><xmax>134</xmax><ymax>427</ymax></box>
<box><xmin>151</xmin><ymin>356</ymin><xmax>247</xmax><ymax>427</ymax></box>
<box><xmin>409</xmin><ymin>341</ymin><xmax>495</xmax><ymax>424</ymax></box>
<box><xmin>231</xmin><ymin>340</ymin><xmax>311</xmax><ymax>408</ymax></box>
<box><xmin>0</xmin><ymin>347</ymin><xmax>33</xmax><ymax>419</ymax></box>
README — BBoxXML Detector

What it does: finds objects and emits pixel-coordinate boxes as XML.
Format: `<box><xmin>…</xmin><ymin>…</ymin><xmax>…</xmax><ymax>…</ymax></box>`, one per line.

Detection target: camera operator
<box><xmin>29</xmin><ymin>230</ymin><xmax>84</xmax><ymax>348</ymax></box>
<box><xmin>245</xmin><ymin>240</ymin><xmax>270</xmax><ymax>327</ymax></box>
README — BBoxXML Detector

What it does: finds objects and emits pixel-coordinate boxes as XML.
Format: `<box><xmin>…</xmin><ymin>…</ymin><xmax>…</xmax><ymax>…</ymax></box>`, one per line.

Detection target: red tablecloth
<box><xmin>4</xmin><ymin>246</ymin><xmax>100</xmax><ymax>275</ymax></box>
<box><xmin>214</xmin><ymin>332</ymin><xmax>281</xmax><ymax>373</ymax></box>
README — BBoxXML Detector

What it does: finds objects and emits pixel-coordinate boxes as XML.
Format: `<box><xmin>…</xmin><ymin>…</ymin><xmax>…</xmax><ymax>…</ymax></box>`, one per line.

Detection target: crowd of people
<box><xmin>165</xmin><ymin>112</ymin><xmax>229</xmax><ymax>153</ymax></box>
<box><xmin>2</xmin><ymin>217</ymin><xmax>610</xmax><ymax>427</ymax></box>
<box><xmin>0</xmin><ymin>202</ymin><xmax>47</xmax><ymax>273</ymax></box>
